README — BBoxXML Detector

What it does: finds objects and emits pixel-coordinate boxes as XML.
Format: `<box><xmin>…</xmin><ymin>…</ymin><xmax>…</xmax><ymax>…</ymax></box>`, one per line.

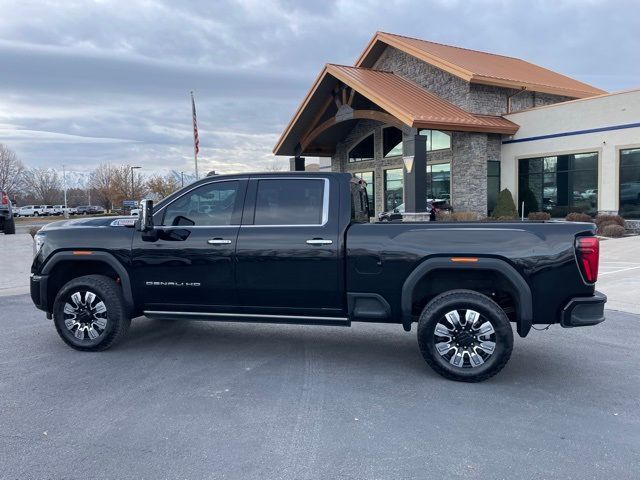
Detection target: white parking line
<box><xmin>599</xmin><ymin>265</ymin><xmax>640</xmax><ymax>276</ymax></box>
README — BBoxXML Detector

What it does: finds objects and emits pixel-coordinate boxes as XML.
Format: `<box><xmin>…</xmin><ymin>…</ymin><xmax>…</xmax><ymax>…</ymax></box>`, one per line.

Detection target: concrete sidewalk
<box><xmin>597</xmin><ymin>235</ymin><xmax>640</xmax><ymax>314</ymax></box>
<box><xmin>0</xmin><ymin>234</ymin><xmax>33</xmax><ymax>296</ymax></box>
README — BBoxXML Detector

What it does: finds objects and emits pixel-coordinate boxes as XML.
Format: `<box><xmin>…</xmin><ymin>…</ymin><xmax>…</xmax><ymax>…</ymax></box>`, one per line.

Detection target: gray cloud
<box><xmin>0</xmin><ymin>0</ymin><xmax>638</xmax><ymax>175</ymax></box>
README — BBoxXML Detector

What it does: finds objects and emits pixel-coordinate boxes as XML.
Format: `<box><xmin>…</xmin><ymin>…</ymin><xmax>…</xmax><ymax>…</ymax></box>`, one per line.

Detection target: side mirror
<box><xmin>136</xmin><ymin>199</ymin><xmax>154</xmax><ymax>232</ymax></box>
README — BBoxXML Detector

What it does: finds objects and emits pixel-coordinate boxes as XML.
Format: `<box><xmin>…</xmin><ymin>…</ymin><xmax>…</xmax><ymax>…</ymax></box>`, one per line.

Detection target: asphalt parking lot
<box><xmin>1</xmin><ymin>293</ymin><xmax>639</xmax><ymax>480</ymax></box>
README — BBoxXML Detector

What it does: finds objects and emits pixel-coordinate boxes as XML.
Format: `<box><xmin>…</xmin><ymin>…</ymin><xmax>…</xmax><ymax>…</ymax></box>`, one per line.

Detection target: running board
<box><xmin>143</xmin><ymin>310</ymin><xmax>351</xmax><ymax>327</ymax></box>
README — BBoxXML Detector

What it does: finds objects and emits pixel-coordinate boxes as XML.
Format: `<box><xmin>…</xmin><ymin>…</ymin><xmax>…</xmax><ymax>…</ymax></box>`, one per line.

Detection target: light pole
<box><xmin>180</xmin><ymin>171</ymin><xmax>184</xmax><ymax>187</ymax></box>
<box><xmin>130</xmin><ymin>166</ymin><xmax>141</xmax><ymax>200</ymax></box>
<box><xmin>62</xmin><ymin>164</ymin><xmax>68</xmax><ymax>218</ymax></box>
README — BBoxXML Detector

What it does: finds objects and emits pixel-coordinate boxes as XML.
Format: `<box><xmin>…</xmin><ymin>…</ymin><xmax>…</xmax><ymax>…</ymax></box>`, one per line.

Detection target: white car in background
<box><xmin>130</xmin><ymin>208</ymin><xmax>140</xmax><ymax>216</ymax></box>
<box><xmin>52</xmin><ymin>205</ymin><xmax>77</xmax><ymax>216</ymax></box>
<box><xmin>17</xmin><ymin>205</ymin><xmax>47</xmax><ymax>217</ymax></box>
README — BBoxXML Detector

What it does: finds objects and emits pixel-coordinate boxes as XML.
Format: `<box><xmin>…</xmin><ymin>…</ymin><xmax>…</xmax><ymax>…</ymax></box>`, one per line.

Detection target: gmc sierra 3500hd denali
<box><xmin>30</xmin><ymin>172</ymin><xmax>606</xmax><ymax>382</ymax></box>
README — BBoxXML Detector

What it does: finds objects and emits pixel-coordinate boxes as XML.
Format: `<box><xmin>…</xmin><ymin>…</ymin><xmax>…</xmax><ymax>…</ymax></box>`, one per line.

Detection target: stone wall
<box><xmin>469</xmin><ymin>84</ymin><xmax>574</xmax><ymax>115</ymax></box>
<box><xmin>373</xmin><ymin>46</ymin><xmax>470</xmax><ymax>110</ymax></box>
<box><xmin>451</xmin><ymin>132</ymin><xmax>490</xmax><ymax>215</ymax></box>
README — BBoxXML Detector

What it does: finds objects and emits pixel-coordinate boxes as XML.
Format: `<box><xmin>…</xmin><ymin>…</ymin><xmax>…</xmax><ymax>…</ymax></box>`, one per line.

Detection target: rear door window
<box><xmin>253</xmin><ymin>179</ymin><xmax>325</xmax><ymax>226</ymax></box>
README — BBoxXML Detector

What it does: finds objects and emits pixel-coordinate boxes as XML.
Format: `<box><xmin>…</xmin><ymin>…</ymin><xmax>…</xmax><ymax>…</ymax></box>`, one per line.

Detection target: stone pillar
<box><xmin>403</xmin><ymin>131</ymin><xmax>427</xmax><ymax>213</ymax></box>
<box><xmin>289</xmin><ymin>157</ymin><xmax>305</xmax><ymax>171</ymax></box>
<box><xmin>451</xmin><ymin>132</ymin><xmax>488</xmax><ymax>215</ymax></box>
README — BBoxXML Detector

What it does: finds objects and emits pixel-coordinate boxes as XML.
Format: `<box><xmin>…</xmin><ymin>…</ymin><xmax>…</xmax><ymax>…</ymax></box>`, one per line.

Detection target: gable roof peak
<box><xmin>357</xmin><ymin>31</ymin><xmax>606</xmax><ymax>99</ymax></box>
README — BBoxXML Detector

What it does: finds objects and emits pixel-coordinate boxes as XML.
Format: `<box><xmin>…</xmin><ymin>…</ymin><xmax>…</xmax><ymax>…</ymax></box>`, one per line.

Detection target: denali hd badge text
<box><xmin>145</xmin><ymin>281</ymin><xmax>201</xmax><ymax>287</ymax></box>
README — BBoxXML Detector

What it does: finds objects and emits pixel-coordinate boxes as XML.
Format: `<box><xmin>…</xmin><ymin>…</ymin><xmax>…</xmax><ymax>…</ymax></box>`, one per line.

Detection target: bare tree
<box><xmin>112</xmin><ymin>165</ymin><xmax>148</xmax><ymax>208</ymax></box>
<box><xmin>147</xmin><ymin>174</ymin><xmax>180</xmax><ymax>201</ymax></box>
<box><xmin>22</xmin><ymin>168</ymin><xmax>63</xmax><ymax>204</ymax></box>
<box><xmin>0</xmin><ymin>144</ymin><xmax>25</xmax><ymax>196</ymax></box>
<box><xmin>89</xmin><ymin>163</ymin><xmax>116</xmax><ymax>210</ymax></box>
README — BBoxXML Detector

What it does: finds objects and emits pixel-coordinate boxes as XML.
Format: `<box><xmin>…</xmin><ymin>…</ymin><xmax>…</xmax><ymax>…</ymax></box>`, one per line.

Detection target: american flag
<box><xmin>191</xmin><ymin>91</ymin><xmax>199</xmax><ymax>155</ymax></box>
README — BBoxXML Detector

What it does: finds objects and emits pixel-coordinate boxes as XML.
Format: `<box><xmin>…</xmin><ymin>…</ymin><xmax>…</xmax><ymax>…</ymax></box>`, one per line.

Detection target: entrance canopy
<box><xmin>274</xmin><ymin>64</ymin><xmax>519</xmax><ymax>157</ymax></box>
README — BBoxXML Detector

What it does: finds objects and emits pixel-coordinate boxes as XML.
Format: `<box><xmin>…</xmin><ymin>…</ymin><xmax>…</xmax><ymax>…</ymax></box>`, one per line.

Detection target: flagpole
<box><xmin>190</xmin><ymin>91</ymin><xmax>199</xmax><ymax>180</ymax></box>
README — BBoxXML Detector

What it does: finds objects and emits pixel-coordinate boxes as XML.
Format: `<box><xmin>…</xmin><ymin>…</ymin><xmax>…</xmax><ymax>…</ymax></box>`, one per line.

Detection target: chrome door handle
<box><xmin>306</xmin><ymin>239</ymin><xmax>333</xmax><ymax>245</ymax></box>
<box><xmin>207</xmin><ymin>238</ymin><xmax>232</xmax><ymax>245</ymax></box>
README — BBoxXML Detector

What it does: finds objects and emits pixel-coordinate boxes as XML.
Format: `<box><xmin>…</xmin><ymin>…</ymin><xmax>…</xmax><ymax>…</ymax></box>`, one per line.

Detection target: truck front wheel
<box><xmin>52</xmin><ymin>275</ymin><xmax>131</xmax><ymax>351</ymax></box>
<box><xmin>417</xmin><ymin>289</ymin><xmax>513</xmax><ymax>382</ymax></box>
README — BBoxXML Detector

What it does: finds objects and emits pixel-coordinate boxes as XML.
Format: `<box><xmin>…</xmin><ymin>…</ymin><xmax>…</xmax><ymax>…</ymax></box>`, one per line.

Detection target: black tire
<box><xmin>33</xmin><ymin>211</ymin><xmax>39</xmax><ymax>217</ymax></box>
<box><xmin>53</xmin><ymin>275</ymin><xmax>130</xmax><ymax>351</ymax></box>
<box><xmin>3</xmin><ymin>217</ymin><xmax>15</xmax><ymax>234</ymax></box>
<box><xmin>417</xmin><ymin>289</ymin><xmax>513</xmax><ymax>382</ymax></box>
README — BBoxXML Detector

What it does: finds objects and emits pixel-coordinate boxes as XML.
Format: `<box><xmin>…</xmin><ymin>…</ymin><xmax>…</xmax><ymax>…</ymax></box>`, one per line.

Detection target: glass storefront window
<box><xmin>349</xmin><ymin>134</ymin><xmax>374</xmax><ymax>163</ymax></box>
<box><xmin>620</xmin><ymin>148</ymin><xmax>640</xmax><ymax>219</ymax></box>
<box><xmin>418</xmin><ymin>129</ymin><xmax>451</xmax><ymax>151</ymax></box>
<box><xmin>518</xmin><ymin>152</ymin><xmax>598</xmax><ymax>217</ymax></box>
<box><xmin>487</xmin><ymin>161</ymin><xmax>500</xmax><ymax>215</ymax></box>
<box><xmin>427</xmin><ymin>163</ymin><xmax>451</xmax><ymax>202</ymax></box>
<box><xmin>384</xmin><ymin>168</ymin><xmax>403</xmax><ymax>211</ymax></box>
<box><xmin>354</xmin><ymin>171</ymin><xmax>375</xmax><ymax>216</ymax></box>
<box><xmin>383</xmin><ymin>127</ymin><xmax>403</xmax><ymax>158</ymax></box>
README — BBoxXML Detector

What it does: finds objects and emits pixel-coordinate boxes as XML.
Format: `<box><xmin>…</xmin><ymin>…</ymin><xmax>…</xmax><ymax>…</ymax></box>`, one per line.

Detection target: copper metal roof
<box><xmin>273</xmin><ymin>64</ymin><xmax>518</xmax><ymax>156</ymax></box>
<box><xmin>357</xmin><ymin>32</ymin><xmax>606</xmax><ymax>98</ymax></box>
<box><xmin>327</xmin><ymin>65</ymin><xmax>519</xmax><ymax>133</ymax></box>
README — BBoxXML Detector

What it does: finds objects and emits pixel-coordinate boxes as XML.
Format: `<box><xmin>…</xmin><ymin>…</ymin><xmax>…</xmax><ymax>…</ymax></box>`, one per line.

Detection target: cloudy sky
<box><xmin>0</xmin><ymin>0</ymin><xmax>638</xmax><ymax>176</ymax></box>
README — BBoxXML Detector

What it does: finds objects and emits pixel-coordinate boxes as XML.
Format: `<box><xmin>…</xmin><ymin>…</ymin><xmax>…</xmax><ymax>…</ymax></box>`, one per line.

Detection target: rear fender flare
<box><xmin>41</xmin><ymin>251</ymin><xmax>134</xmax><ymax>314</ymax></box>
<box><xmin>401</xmin><ymin>257</ymin><xmax>533</xmax><ymax>337</ymax></box>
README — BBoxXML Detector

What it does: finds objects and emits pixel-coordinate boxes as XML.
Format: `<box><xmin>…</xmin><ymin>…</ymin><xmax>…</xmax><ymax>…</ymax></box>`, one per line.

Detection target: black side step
<box><xmin>143</xmin><ymin>310</ymin><xmax>351</xmax><ymax>327</ymax></box>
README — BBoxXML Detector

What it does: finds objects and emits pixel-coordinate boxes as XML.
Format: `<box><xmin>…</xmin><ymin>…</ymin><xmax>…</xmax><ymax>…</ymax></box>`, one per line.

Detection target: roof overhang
<box><xmin>274</xmin><ymin>64</ymin><xmax>519</xmax><ymax>157</ymax></box>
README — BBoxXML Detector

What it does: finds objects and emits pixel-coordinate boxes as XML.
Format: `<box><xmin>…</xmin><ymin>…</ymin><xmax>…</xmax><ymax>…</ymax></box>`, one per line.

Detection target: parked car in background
<box><xmin>130</xmin><ymin>208</ymin><xmax>140</xmax><ymax>216</ymax></box>
<box><xmin>17</xmin><ymin>205</ymin><xmax>47</xmax><ymax>217</ymax></box>
<box><xmin>76</xmin><ymin>205</ymin><xmax>105</xmax><ymax>215</ymax></box>
<box><xmin>0</xmin><ymin>190</ymin><xmax>15</xmax><ymax>234</ymax></box>
<box><xmin>51</xmin><ymin>205</ymin><xmax>77</xmax><ymax>216</ymax></box>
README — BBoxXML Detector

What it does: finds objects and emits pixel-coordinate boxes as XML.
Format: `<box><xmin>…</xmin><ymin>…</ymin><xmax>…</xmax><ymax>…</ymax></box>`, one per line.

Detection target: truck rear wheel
<box><xmin>3</xmin><ymin>217</ymin><xmax>15</xmax><ymax>234</ymax></box>
<box><xmin>417</xmin><ymin>289</ymin><xmax>513</xmax><ymax>382</ymax></box>
<box><xmin>53</xmin><ymin>275</ymin><xmax>130</xmax><ymax>351</ymax></box>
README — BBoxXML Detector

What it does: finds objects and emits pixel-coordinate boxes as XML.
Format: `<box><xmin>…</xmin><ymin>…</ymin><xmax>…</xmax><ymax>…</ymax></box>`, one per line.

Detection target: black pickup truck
<box><xmin>30</xmin><ymin>172</ymin><xmax>606</xmax><ymax>382</ymax></box>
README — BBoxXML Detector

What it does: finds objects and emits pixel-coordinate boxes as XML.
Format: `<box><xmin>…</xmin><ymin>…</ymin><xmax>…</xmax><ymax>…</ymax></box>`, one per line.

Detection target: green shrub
<box><xmin>600</xmin><ymin>224</ymin><xmax>626</xmax><ymax>238</ymax></box>
<box><xmin>595</xmin><ymin>214</ymin><xmax>625</xmax><ymax>229</ymax></box>
<box><xmin>528</xmin><ymin>212</ymin><xmax>551</xmax><ymax>221</ymax></box>
<box><xmin>491</xmin><ymin>189</ymin><xmax>518</xmax><ymax>219</ymax></box>
<box><xmin>520</xmin><ymin>189</ymin><xmax>539</xmax><ymax>216</ymax></box>
<box><xmin>566</xmin><ymin>212</ymin><xmax>592</xmax><ymax>222</ymax></box>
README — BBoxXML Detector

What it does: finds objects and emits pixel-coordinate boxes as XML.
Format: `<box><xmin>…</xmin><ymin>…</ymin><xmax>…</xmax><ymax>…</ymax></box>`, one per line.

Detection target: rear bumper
<box><xmin>30</xmin><ymin>274</ymin><xmax>49</xmax><ymax>312</ymax></box>
<box><xmin>561</xmin><ymin>291</ymin><xmax>606</xmax><ymax>328</ymax></box>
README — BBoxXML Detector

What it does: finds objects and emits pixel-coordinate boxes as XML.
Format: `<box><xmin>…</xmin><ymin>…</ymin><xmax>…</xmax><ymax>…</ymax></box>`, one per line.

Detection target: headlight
<box><xmin>34</xmin><ymin>233</ymin><xmax>46</xmax><ymax>256</ymax></box>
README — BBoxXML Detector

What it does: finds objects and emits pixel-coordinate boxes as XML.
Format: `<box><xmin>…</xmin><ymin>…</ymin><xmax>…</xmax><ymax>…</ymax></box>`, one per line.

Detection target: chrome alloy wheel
<box><xmin>63</xmin><ymin>291</ymin><xmax>108</xmax><ymax>341</ymax></box>
<box><xmin>433</xmin><ymin>309</ymin><xmax>496</xmax><ymax>368</ymax></box>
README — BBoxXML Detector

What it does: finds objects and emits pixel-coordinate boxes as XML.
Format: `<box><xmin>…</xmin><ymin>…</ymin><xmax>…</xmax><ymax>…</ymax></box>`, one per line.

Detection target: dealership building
<box><xmin>274</xmin><ymin>32</ymin><xmax>640</xmax><ymax>222</ymax></box>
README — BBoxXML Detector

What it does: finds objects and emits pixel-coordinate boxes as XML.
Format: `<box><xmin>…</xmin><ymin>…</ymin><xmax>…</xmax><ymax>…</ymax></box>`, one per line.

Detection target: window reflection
<box><xmin>620</xmin><ymin>148</ymin><xmax>640</xmax><ymax>219</ymax></box>
<box><xmin>518</xmin><ymin>153</ymin><xmax>598</xmax><ymax>217</ymax></box>
<box><xmin>354</xmin><ymin>171</ymin><xmax>375</xmax><ymax>216</ymax></box>
<box><xmin>349</xmin><ymin>134</ymin><xmax>374</xmax><ymax>163</ymax></box>
<box><xmin>384</xmin><ymin>168</ymin><xmax>403</xmax><ymax>211</ymax></box>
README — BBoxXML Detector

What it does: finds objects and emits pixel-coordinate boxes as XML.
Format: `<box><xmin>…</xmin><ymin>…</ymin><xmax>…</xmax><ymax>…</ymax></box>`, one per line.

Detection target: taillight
<box><xmin>576</xmin><ymin>236</ymin><xmax>599</xmax><ymax>283</ymax></box>
<box><xmin>1</xmin><ymin>192</ymin><xmax>8</xmax><ymax>205</ymax></box>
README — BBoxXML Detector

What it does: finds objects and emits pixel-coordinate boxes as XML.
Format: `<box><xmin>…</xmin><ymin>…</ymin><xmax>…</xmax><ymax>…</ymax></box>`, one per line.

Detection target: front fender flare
<box><xmin>401</xmin><ymin>257</ymin><xmax>533</xmax><ymax>337</ymax></box>
<box><xmin>41</xmin><ymin>251</ymin><xmax>134</xmax><ymax>314</ymax></box>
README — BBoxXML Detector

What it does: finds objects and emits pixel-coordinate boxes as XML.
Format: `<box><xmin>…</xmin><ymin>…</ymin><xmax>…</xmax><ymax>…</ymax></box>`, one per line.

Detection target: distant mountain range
<box><xmin>59</xmin><ymin>169</ymin><xmax>198</xmax><ymax>190</ymax></box>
